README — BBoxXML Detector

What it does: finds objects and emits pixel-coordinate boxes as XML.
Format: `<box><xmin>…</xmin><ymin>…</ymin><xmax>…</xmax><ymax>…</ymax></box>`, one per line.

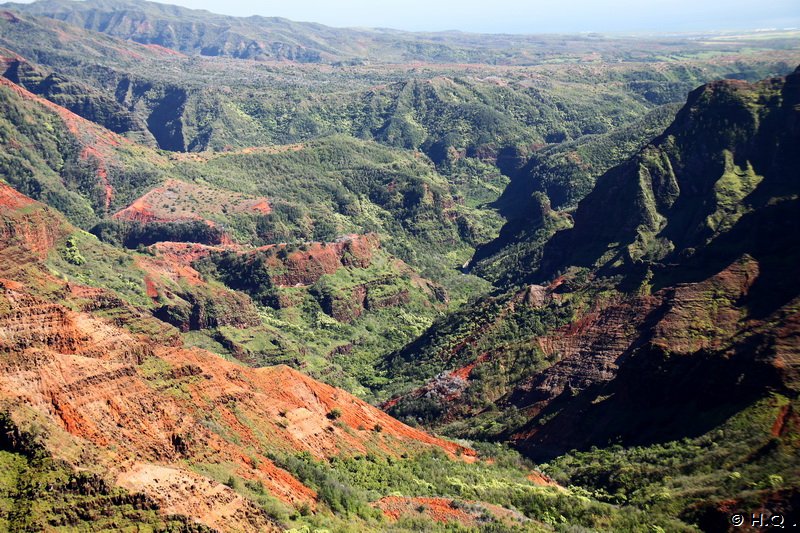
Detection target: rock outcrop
<box><xmin>261</xmin><ymin>234</ymin><xmax>378</xmax><ymax>288</ymax></box>
<box><xmin>534</xmin><ymin>67</ymin><xmax>800</xmax><ymax>282</ymax></box>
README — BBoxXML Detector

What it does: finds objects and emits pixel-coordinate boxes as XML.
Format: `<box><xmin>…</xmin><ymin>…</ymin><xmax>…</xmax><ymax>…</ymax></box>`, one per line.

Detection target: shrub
<box><xmin>62</xmin><ymin>235</ymin><xmax>86</xmax><ymax>266</ymax></box>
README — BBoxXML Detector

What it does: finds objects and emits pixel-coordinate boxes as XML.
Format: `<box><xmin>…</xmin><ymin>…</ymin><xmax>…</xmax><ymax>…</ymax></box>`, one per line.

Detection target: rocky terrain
<box><xmin>0</xmin><ymin>1</ymin><xmax>799</xmax><ymax>530</ymax></box>
<box><xmin>0</xmin><ymin>180</ymin><xmax>487</xmax><ymax>530</ymax></box>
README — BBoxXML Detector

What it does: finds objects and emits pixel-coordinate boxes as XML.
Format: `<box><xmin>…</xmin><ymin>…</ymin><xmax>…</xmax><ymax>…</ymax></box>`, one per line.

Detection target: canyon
<box><xmin>0</xmin><ymin>2</ymin><xmax>798</xmax><ymax>530</ymax></box>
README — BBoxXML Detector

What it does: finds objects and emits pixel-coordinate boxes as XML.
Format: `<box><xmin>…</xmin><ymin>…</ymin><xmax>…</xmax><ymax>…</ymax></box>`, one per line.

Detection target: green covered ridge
<box><xmin>8</xmin><ymin>0</ymin><xmax>800</xmax><ymax>66</ymax></box>
<box><xmin>381</xmin><ymin>68</ymin><xmax>800</xmax><ymax>526</ymax></box>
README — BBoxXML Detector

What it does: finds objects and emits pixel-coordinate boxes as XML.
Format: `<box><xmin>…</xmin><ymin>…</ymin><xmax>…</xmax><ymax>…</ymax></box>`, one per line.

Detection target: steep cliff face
<box><xmin>506</xmin><ymin>256</ymin><xmax>797</xmax><ymax>457</ymax></box>
<box><xmin>534</xmin><ymin>66</ymin><xmax>800</xmax><ymax>282</ymax></box>
<box><xmin>1</xmin><ymin>56</ymin><xmax>153</xmax><ymax>143</ymax></box>
<box><xmin>470</xmin><ymin>103</ymin><xmax>681</xmax><ymax>285</ymax></box>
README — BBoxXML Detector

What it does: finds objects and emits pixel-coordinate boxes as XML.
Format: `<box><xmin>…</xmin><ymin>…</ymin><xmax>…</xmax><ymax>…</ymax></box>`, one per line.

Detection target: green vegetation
<box><xmin>0</xmin><ymin>83</ymin><xmax>164</xmax><ymax>228</ymax></box>
<box><xmin>0</xmin><ymin>83</ymin><xmax>98</xmax><ymax>227</ymax></box>
<box><xmin>0</xmin><ymin>413</ymin><xmax>211</xmax><ymax>532</ymax></box>
<box><xmin>171</xmin><ymin>136</ymin><xmax>500</xmax><ymax>292</ymax></box>
<box><xmin>194</xmin><ymin>250</ymin><xmax>277</xmax><ymax>305</ymax></box>
<box><xmin>382</xmin><ymin>290</ymin><xmax>579</xmax><ymax>405</ymax></box>
<box><xmin>60</xmin><ymin>235</ymin><xmax>85</xmax><ymax>266</ymax></box>
<box><xmin>47</xmin><ymin>230</ymin><xmax>152</xmax><ymax>307</ymax></box>
<box><xmin>472</xmin><ymin>103</ymin><xmax>681</xmax><ymax>285</ymax></box>
<box><xmin>192</xmin><ymin>246</ymin><xmax>449</xmax><ymax>398</ymax></box>
<box><xmin>262</xmin><ymin>446</ymin><xmax>694</xmax><ymax>531</ymax></box>
<box><xmin>543</xmin><ymin>395</ymin><xmax>800</xmax><ymax>528</ymax></box>
<box><xmin>376</xmin><ymin>66</ymin><xmax>800</xmax><ymax>531</ymax></box>
<box><xmin>92</xmin><ymin>220</ymin><xmax>226</xmax><ymax>248</ymax></box>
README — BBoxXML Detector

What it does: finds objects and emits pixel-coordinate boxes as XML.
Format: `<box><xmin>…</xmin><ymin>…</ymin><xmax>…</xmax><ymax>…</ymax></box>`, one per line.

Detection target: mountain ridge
<box><xmin>7</xmin><ymin>0</ymin><xmax>800</xmax><ymax>65</ymax></box>
<box><xmin>384</xmin><ymin>69</ymin><xmax>800</xmax><ymax>494</ymax></box>
<box><xmin>532</xmin><ymin>66</ymin><xmax>800</xmax><ymax>285</ymax></box>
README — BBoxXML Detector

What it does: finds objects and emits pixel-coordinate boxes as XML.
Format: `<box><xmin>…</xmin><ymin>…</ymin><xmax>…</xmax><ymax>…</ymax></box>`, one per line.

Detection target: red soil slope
<box><xmin>0</xmin><ymin>184</ymin><xmax>475</xmax><ymax>530</ymax></box>
<box><xmin>113</xmin><ymin>178</ymin><xmax>271</xmax><ymax>224</ymax></box>
<box><xmin>374</xmin><ymin>496</ymin><xmax>529</xmax><ymax>527</ymax></box>
<box><xmin>0</xmin><ymin>182</ymin><xmax>66</xmax><ymax>258</ymax></box>
<box><xmin>0</xmin><ymin>76</ymin><xmax>132</xmax><ymax>212</ymax></box>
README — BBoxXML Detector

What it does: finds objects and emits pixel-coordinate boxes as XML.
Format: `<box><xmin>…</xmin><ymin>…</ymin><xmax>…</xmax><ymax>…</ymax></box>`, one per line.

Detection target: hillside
<box><xmin>0</xmin><ymin>39</ymin><xmax>512</xmax><ymax>423</ymax></box>
<box><xmin>383</xmin><ymin>67</ymin><xmax>800</xmax><ymax>525</ymax></box>
<box><xmin>1</xmin><ymin>6</ymin><xmax>797</xmax><ymax>159</ymax></box>
<box><xmin>469</xmin><ymin>102</ymin><xmax>682</xmax><ymax>284</ymax></box>
<box><xmin>472</xmin><ymin>65</ymin><xmax>800</xmax><ymax>285</ymax></box>
<box><xmin>0</xmin><ymin>179</ymin><xmax>699</xmax><ymax>531</ymax></box>
<box><xmin>533</xmin><ymin>66</ymin><xmax>800</xmax><ymax>284</ymax></box>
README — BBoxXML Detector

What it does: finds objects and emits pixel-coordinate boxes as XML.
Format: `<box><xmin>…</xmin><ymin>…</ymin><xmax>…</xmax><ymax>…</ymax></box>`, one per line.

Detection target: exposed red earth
<box><xmin>0</xmin><ymin>76</ymin><xmax>139</xmax><ymax>214</ymax></box>
<box><xmin>0</xmin><ymin>182</ymin><xmax>475</xmax><ymax>530</ymax></box>
<box><xmin>374</xmin><ymin>496</ymin><xmax>530</xmax><ymax>527</ymax></box>
<box><xmin>113</xmin><ymin>178</ymin><xmax>272</xmax><ymax>224</ymax></box>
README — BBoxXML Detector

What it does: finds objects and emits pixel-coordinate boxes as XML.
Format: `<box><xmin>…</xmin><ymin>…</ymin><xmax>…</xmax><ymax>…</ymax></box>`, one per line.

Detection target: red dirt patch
<box><xmin>80</xmin><ymin>145</ymin><xmax>113</xmax><ymax>211</ymax></box>
<box><xmin>250</xmin><ymin>199</ymin><xmax>271</xmax><ymax>214</ymax></box>
<box><xmin>258</xmin><ymin>234</ymin><xmax>379</xmax><ymax>287</ymax></box>
<box><xmin>376</xmin><ymin>496</ymin><xmax>474</xmax><ymax>525</ymax></box>
<box><xmin>527</xmin><ymin>470</ymin><xmax>558</xmax><ymax>486</ymax></box>
<box><xmin>375</xmin><ymin>496</ymin><xmax>528</xmax><ymax>527</ymax></box>
<box><xmin>0</xmin><ymin>183</ymin><xmax>65</xmax><ymax>257</ymax></box>
<box><xmin>0</xmin><ymin>181</ymin><xmax>34</xmax><ymax>210</ymax></box>
<box><xmin>140</xmin><ymin>43</ymin><xmax>187</xmax><ymax>57</ymax></box>
<box><xmin>0</xmin><ymin>278</ymin><xmax>24</xmax><ymax>291</ymax></box>
<box><xmin>136</xmin><ymin>245</ymin><xmax>213</xmax><ymax>287</ymax></box>
<box><xmin>113</xmin><ymin>179</ymin><xmax>271</xmax><ymax>224</ymax></box>
<box><xmin>143</xmin><ymin>276</ymin><xmax>159</xmax><ymax>299</ymax></box>
<box><xmin>449</xmin><ymin>352</ymin><xmax>491</xmax><ymax>381</ymax></box>
<box><xmin>772</xmin><ymin>404</ymin><xmax>792</xmax><ymax>437</ymax></box>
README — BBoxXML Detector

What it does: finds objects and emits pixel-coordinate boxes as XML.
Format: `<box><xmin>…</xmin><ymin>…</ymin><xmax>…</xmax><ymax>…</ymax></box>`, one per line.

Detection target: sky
<box><xmin>13</xmin><ymin>0</ymin><xmax>800</xmax><ymax>33</ymax></box>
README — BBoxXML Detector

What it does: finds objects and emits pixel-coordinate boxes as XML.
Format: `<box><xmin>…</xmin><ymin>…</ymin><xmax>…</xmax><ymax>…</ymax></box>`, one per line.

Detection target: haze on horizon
<box><xmin>9</xmin><ymin>0</ymin><xmax>800</xmax><ymax>33</ymax></box>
